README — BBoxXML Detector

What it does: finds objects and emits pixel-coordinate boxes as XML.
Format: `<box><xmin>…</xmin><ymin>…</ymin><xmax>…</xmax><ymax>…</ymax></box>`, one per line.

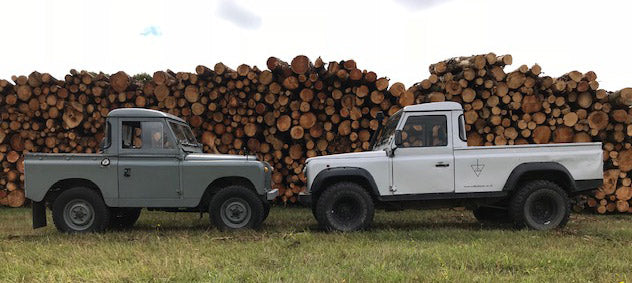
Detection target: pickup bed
<box><xmin>300</xmin><ymin>102</ymin><xmax>603</xmax><ymax>231</ymax></box>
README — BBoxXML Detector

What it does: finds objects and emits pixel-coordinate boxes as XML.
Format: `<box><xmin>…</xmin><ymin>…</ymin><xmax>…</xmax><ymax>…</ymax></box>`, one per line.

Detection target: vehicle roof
<box><xmin>402</xmin><ymin>102</ymin><xmax>463</xmax><ymax>112</ymax></box>
<box><xmin>107</xmin><ymin>108</ymin><xmax>186</xmax><ymax>123</ymax></box>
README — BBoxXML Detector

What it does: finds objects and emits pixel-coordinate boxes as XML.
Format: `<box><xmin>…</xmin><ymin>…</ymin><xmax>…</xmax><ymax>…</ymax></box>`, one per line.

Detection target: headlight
<box><xmin>264</xmin><ymin>166</ymin><xmax>269</xmax><ymax>173</ymax></box>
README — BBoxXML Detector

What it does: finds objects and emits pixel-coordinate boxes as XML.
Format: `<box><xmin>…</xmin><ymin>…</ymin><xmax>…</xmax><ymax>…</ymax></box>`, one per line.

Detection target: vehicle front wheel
<box><xmin>262</xmin><ymin>201</ymin><xmax>271</xmax><ymax>221</ymax></box>
<box><xmin>509</xmin><ymin>180</ymin><xmax>570</xmax><ymax>230</ymax></box>
<box><xmin>52</xmin><ymin>187</ymin><xmax>110</xmax><ymax>233</ymax></box>
<box><xmin>109</xmin><ymin>208</ymin><xmax>142</xmax><ymax>229</ymax></box>
<box><xmin>315</xmin><ymin>182</ymin><xmax>374</xmax><ymax>232</ymax></box>
<box><xmin>209</xmin><ymin>186</ymin><xmax>264</xmax><ymax>231</ymax></box>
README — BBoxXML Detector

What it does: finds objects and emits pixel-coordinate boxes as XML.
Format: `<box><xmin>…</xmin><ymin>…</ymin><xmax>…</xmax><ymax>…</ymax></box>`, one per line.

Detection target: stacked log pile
<box><xmin>0</xmin><ymin>53</ymin><xmax>631</xmax><ymax>213</ymax></box>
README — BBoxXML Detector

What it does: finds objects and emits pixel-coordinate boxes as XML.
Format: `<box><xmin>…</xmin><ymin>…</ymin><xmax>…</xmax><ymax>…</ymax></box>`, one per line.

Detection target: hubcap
<box><xmin>331</xmin><ymin>196</ymin><xmax>361</xmax><ymax>224</ymax></box>
<box><xmin>63</xmin><ymin>199</ymin><xmax>95</xmax><ymax>231</ymax></box>
<box><xmin>529</xmin><ymin>195</ymin><xmax>557</xmax><ymax>225</ymax></box>
<box><xmin>220</xmin><ymin>198</ymin><xmax>252</xmax><ymax>228</ymax></box>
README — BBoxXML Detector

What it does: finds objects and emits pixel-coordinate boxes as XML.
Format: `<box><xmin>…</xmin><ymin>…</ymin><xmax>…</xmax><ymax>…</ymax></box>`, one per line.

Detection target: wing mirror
<box><xmin>376</xmin><ymin>111</ymin><xmax>384</xmax><ymax>123</ymax></box>
<box><xmin>394</xmin><ymin>130</ymin><xmax>403</xmax><ymax>146</ymax></box>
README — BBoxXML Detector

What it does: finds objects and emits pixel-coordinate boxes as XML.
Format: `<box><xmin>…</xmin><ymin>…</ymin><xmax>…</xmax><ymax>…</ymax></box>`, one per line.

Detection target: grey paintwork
<box><xmin>25</xmin><ymin>108</ymin><xmax>276</xmax><ymax>208</ymax></box>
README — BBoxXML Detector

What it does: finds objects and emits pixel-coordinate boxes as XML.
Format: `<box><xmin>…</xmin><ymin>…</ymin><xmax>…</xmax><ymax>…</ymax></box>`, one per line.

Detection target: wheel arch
<box><xmin>44</xmin><ymin>178</ymin><xmax>105</xmax><ymax>205</ymax></box>
<box><xmin>198</xmin><ymin>176</ymin><xmax>257</xmax><ymax>210</ymax></box>
<box><xmin>503</xmin><ymin>162</ymin><xmax>576</xmax><ymax>194</ymax></box>
<box><xmin>311</xmin><ymin>167</ymin><xmax>380</xmax><ymax>203</ymax></box>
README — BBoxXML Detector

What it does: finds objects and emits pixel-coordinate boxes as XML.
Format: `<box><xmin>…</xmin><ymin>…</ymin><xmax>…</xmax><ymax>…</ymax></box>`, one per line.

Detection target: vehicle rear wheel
<box><xmin>473</xmin><ymin>206</ymin><xmax>511</xmax><ymax>223</ymax></box>
<box><xmin>509</xmin><ymin>180</ymin><xmax>570</xmax><ymax>230</ymax></box>
<box><xmin>315</xmin><ymin>182</ymin><xmax>374</xmax><ymax>232</ymax></box>
<box><xmin>52</xmin><ymin>187</ymin><xmax>110</xmax><ymax>233</ymax></box>
<box><xmin>109</xmin><ymin>208</ymin><xmax>142</xmax><ymax>229</ymax></box>
<box><xmin>209</xmin><ymin>186</ymin><xmax>264</xmax><ymax>231</ymax></box>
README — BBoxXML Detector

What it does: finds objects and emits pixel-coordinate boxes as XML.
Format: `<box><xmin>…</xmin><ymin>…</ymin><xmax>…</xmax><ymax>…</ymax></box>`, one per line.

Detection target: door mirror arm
<box><xmin>394</xmin><ymin>130</ymin><xmax>403</xmax><ymax>146</ymax></box>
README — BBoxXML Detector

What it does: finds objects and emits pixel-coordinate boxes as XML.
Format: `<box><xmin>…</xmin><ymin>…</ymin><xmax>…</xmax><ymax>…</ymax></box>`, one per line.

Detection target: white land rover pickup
<box><xmin>300</xmin><ymin>102</ymin><xmax>603</xmax><ymax>231</ymax></box>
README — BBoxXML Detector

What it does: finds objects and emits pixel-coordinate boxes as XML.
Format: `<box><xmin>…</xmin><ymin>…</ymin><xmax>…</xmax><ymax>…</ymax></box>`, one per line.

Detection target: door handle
<box><xmin>435</xmin><ymin>162</ymin><xmax>450</xmax><ymax>167</ymax></box>
<box><xmin>123</xmin><ymin>168</ymin><xmax>131</xmax><ymax>177</ymax></box>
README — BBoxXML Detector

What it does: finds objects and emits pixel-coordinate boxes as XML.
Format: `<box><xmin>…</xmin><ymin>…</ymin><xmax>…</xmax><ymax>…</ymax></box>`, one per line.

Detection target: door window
<box><xmin>121</xmin><ymin>121</ymin><xmax>175</xmax><ymax>150</ymax></box>
<box><xmin>401</xmin><ymin>115</ymin><xmax>448</xmax><ymax>148</ymax></box>
<box><xmin>122</xmin><ymin>121</ymin><xmax>142</xmax><ymax>149</ymax></box>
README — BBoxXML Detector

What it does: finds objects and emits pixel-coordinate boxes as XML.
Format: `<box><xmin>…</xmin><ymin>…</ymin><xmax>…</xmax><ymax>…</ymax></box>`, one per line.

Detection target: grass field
<box><xmin>1</xmin><ymin>207</ymin><xmax>631</xmax><ymax>282</ymax></box>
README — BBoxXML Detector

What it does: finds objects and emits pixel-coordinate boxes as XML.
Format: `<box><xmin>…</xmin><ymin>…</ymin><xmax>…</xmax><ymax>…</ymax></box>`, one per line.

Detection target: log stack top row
<box><xmin>0</xmin><ymin>53</ymin><xmax>631</xmax><ymax>213</ymax></box>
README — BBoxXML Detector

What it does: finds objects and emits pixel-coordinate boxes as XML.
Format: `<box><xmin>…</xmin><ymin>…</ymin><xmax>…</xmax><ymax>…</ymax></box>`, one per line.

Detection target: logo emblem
<box><xmin>471</xmin><ymin>159</ymin><xmax>484</xmax><ymax>177</ymax></box>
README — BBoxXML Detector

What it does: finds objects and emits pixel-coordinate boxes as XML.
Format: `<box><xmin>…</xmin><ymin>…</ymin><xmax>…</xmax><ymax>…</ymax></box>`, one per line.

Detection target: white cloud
<box><xmin>217</xmin><ymin>0</ymin><xmax>262</xmax><ymax>29</ymax></box>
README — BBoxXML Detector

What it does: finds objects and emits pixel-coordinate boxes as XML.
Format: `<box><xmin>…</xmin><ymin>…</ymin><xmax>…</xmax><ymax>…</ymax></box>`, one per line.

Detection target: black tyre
<box><xmin>473</xmin><ymin>206</ymin><xmax>511</xmax><ymax>223</ymax></box>
<box><xmin>315</xmin><ymin>182</ymin><xmax>374</xmax><ymax>232</ymax></box>
<box><xmin>262</xmin><ymin>201</ymin><xmax>271</xmax><ymax>221</ymax></box>
<box><xmin>109</xmin><ymin>208</ymin><xmax>142</xmax><ymax>229</ymax></box>
<box><xmin>209</xmin><ymin>186</ymin><xmax>264</xmax><ymax>231</ymax></box>
<box><xmin>509</xmin><ymin>180</ymin><xmax>570</xmax><ymax>230</ymax></box>
<box><xmin>52</xmin><ymin>187</ymin><xmax>110</xmax><ymax>233</ymax></box>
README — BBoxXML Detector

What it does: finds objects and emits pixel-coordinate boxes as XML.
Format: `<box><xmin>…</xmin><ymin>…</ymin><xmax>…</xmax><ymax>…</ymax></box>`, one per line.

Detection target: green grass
<box><xmin>1</xmin><ymin>207</ymin><xmax>631</xmax><ymax>282</ymax></box>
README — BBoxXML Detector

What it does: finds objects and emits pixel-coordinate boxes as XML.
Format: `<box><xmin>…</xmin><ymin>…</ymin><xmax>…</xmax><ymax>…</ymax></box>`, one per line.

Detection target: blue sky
<box><xmin>1</xmin><ymin>0</ymin><xmax>631</xmax><ymax>91</ymax></box>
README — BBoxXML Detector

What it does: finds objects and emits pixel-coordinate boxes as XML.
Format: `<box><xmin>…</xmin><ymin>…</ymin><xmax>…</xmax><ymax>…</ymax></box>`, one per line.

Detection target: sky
<box><xmin>1</xmin><ymin>0</ymin><xmax>631</xmax><ymax>91</ymax></box>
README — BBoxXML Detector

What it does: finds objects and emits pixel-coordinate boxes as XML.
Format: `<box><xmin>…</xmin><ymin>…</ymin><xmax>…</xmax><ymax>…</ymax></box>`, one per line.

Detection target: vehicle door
<box><xmin>390</xmin><ymin>112</ymin><xmax>455</xmax><ymax>195</ymax></box>
<box><xmin>117</xmin><ymin>118</ymin><xmax>181</xmax><ymax>205</ymax></box>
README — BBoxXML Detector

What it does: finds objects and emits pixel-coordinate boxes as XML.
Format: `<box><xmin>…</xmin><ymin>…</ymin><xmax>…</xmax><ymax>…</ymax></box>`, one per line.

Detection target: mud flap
<box><xmin>32</xmin><ymin>201</ymin><xmax>47</xmax><ymax>229</ymax></box>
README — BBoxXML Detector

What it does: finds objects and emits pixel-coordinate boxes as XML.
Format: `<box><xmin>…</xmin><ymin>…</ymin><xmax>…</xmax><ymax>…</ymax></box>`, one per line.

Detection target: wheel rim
<box><xmin>63</xmin><ymin>199</ymin><xmax>95</xmax><ymax>231</ymax></box>
<box><xmin>528</xmin><ymin>194</ymin><xmax>558</xmax><ymax>225</ymax></box>
<box><xmin>330</xmin><ymin>196</ymin><xmax>361</xmax><ymax>225</ymax></box>
<box><xmin>220</xmin><ymin>197</ymin><xmax>252</xmax><ymax>228</ymax></box>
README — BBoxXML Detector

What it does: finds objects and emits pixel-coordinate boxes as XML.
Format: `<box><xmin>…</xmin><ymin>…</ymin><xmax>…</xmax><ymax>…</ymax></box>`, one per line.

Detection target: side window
<box><xmin>143</xmin><ymin>121</ymin><xmax>175</xmax><ymax>149</ymax></box>
<box><xmin>401</xmin><ymin>115</ymin><xmax>448</xmax><ymax>148</ymax></box>
<box><xmin>121</xmin><ymin>121</ymin><xmax>142</xmax><ymax>149</ymax></box>
<box><xmin>121</xmin><ymin>121</ymin><xmax>175</xmax><ymax>150</ymax></box>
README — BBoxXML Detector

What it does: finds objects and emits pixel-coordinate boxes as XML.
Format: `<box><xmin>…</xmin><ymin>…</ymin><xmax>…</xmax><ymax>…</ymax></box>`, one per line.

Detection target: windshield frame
<box><xmin>372</xmin><ymin>110</ymin><xmax>403</xmax><ymax>151</ymax></box>
<box><xmin>167</xmin><ymin>120</ymin><xmax>201</xmax><ymax>152</ymax></box>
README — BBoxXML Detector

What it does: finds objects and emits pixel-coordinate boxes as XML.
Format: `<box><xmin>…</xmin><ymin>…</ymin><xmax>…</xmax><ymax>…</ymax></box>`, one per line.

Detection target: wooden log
<box><xmin>110</xmin><ymin>71</ymin><xmax>130</xmax><ymax>93</ymax></box>
<box><xmin>7</xmin><ymin>189</ymin><xmax>25</xmax><ymax>207</ymax></box>
<box><xmin>290</xmin><ymin>55</ymin><xmax>313</xmax><ymax>75</ymax></box>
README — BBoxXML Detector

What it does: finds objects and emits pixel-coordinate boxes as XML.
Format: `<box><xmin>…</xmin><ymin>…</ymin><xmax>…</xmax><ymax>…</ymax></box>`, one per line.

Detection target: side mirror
<box><xmin>394</xmin><ymin>130</ymin><xmax>403</xmax><ymax>146</ymax></box>
<box><xmin>376</xmin><ymin>111</ymin><xmax>385</xmax><ymax>123</ymax></box>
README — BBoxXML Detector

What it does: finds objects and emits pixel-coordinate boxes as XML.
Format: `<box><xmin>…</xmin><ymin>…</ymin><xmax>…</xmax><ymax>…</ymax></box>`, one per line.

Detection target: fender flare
<box><xmin>503</xmin><ymin>162</ymin><xmax>575</xmax><ymax>192</ymax></box>
<box><xmin>310</xmin><ymin>167</ymin><xmax>380</xmax><ymax>197</ymax></box>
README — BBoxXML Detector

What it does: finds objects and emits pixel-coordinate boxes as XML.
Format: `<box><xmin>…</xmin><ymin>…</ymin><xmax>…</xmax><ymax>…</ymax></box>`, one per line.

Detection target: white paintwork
<box><xmin>305</xmin><ymin>102</ymin><xmax>603</xmax><ymax>197</ymax></box>
<box><xmin>402</xmin><ymin>101</ymin><xmax>463</xmax><ymax>112</ymax></box>
<box><xmin>454</xmin><ymin>143</ymin><xmax>602</xmax><ymax>193</ymax></box>
<box><xmin>391</xmin><ymin>111</ymin><xmax>454</xmax><ymax>194</ymax></box>
<box><xmin>305</xmin><ymin>151</ymin><xmax>392</xmax><ymax>196</ymax></box>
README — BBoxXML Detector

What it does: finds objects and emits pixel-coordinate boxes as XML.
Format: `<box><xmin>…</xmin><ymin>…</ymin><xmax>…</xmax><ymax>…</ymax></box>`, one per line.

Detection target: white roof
<box><xmin>402</xmin><ymin>102</ymin><xmax>463</xmax><ymax>112</ymax></box>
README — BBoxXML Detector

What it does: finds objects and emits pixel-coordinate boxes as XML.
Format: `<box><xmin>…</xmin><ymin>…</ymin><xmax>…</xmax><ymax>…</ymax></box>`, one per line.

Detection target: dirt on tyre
<box><xmin>109</xmin><ymin>208</ymin><xmax>142</xmax><ymax>230</ymax></box>
<box><xmin>315</xmin><ymin>182</ymin><xmax>374</xmax><ymax>232</ymax></box>
<box><xmin>473</xmin><ymin>206</ymin><xmax>511</xmax><ymax>224</ymax></box>
<box><xmin>52</xmin><ymin>187</ymin><xmax>110</xmax><ymax>233</ymax></box>
<box><xmin>209</xmin><ymin>185</ymin><xmax>264</xmax><ymax>231</ymax></box>
<box><xmin>509</xmin><ymin>180</ymin><xmax>570</xmax><ymax>230</ymax></box>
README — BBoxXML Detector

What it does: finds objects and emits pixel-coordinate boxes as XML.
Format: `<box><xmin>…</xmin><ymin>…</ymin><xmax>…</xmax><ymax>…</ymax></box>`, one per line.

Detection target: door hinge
<box><xmin>389</xmin><ymin>185</ymin><xmax>397</xmax><ymax>192</ymax></box>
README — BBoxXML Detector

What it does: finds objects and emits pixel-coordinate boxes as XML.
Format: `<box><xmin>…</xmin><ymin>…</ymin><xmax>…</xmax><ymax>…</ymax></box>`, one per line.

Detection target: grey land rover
<box><xmin>25</xmin><ymin>108</ymin><xmax>278</xmax><ymax>233</ymax></box>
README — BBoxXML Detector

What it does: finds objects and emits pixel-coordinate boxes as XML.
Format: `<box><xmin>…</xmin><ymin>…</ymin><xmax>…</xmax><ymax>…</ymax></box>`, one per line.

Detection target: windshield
<box><xmin>169</xmin><ymin>121</ymin><xmax>198</xmax><ymax>146</ymax></box>
<box><xmin>373</xmin><ymin>110</ymin><xmax>402</xmax><ymax>150</ymax></box>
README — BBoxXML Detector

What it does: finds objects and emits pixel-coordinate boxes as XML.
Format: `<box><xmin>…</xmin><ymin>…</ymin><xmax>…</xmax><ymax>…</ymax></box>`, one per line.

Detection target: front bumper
<box><xmin>298</xmin><ymin>192</ymin><xmax>312</xmax><ymax>206</ymax></box>
<box><xmin>266</xmin><ymin>189</ymin><xmax>279</xmax><ymax>201</ymax></box>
